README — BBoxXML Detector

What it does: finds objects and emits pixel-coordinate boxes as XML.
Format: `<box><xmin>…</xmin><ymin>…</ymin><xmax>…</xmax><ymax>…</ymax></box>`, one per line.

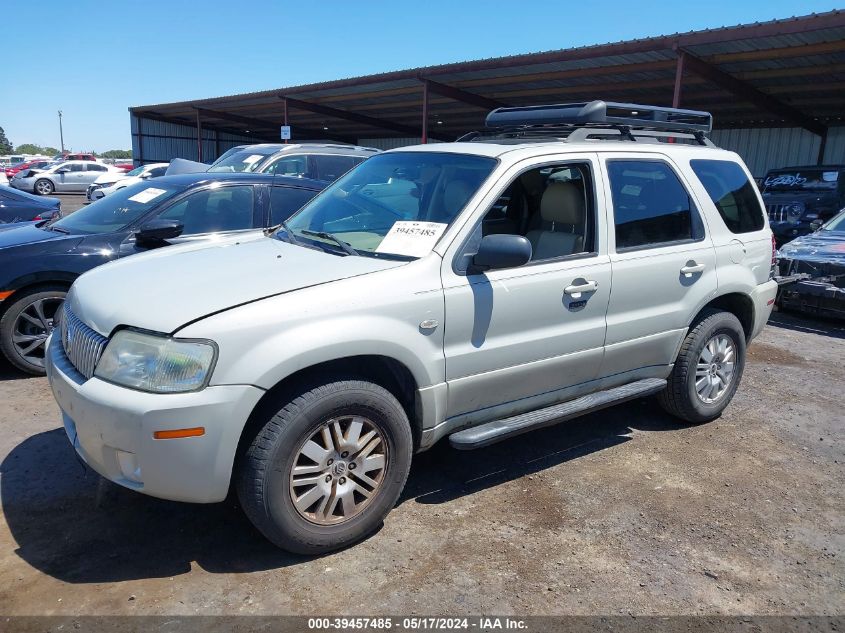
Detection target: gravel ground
<box><xmin>0</xmin><ymin>310</ymin><xmax>842</xmax><ymax>617</ymax></box>
<box><xmin>55</xmin><ymin>193</ymin><xmax>87</xmax><ymax>215</ymax></box>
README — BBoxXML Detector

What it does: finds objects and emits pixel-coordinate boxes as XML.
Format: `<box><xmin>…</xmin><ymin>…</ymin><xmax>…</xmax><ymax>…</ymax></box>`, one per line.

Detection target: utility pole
<box><xmin>58</xmin><ymin>110</ymin><xmax>65</xmax><ymax>154</ymax></box>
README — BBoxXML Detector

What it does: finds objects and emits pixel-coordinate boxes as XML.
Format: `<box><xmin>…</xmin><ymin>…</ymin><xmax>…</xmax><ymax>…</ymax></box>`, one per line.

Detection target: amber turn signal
<box><xmin>153</xmin><ymin>427</ymin><xmax>205</xmax><ymax>440</ymax></box>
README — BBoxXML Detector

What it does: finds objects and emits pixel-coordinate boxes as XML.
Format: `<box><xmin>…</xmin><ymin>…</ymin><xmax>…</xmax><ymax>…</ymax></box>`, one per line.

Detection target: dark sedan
<box><xmin>0</xmin><ymin>172</ymin><xmax>325</xmax><ymax>374</ymax></box>
<box><xmin>0</xmin><ymin>185</ymin><xmax>61</xmax><ymax>224</ymax></box>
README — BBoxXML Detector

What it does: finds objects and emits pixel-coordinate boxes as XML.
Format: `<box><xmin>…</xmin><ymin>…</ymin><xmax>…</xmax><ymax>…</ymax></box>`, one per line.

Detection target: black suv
<box><xmin>761</xmin><ymin>165</ymin><xmax>845</xmax><ymax>245</ymax></box>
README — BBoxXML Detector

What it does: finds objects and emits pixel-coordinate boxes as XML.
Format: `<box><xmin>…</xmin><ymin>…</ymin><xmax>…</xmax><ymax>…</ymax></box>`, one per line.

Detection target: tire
<box><xmin>0</xmin><ymin>285</ymin><xmax>67</xmax><ymax>375</ymax></box>
<box><xmin>34</xmin><ymin>179</ymin><xmax>54</xmax><ymax>196</ymax></box>
<box><xmin>236</xmin><ymin>379</ymin><xmax>413</xmax><ymax>555</ymax></box>
<box><xmin>658</xmin><ymin>308</ymin><xmax>746</xmax><ymax>424</ymax></box>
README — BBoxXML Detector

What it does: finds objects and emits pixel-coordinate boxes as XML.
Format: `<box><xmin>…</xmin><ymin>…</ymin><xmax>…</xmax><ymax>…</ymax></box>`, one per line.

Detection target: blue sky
<box><xmin>0</xmin><ymin>1</ymin><xmax>837</xmax><ymax>151</ymax></box>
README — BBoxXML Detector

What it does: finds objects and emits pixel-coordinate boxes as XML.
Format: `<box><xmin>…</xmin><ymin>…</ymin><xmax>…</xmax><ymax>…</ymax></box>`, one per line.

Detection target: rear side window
<box><xmin>690</xmin><ymin>159</ymin><xmax>764</xmax><ymax>233</ymax></box>
<box><xmin>269</xmin><ymin>186</ymin><xmax>318</xmax><ymax>224</ymax></box>
<box><xmin>311</xmin><ymin>155</ymin><xmax>357</xmax><ymax>181</ymax></box>
<box><xmin>607</xmin><ymin>159</ymin><xmax>699</xmax><ymax>249</ymax></box>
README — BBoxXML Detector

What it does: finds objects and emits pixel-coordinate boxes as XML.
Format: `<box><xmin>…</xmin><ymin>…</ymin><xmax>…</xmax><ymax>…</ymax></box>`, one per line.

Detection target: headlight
<box><xmin>787</xmin><ymin>203</ymin><xmax>804</xmax><ymax>219</ymax></box>
<box><xmin>94</xmin><ymin>329</ymin><xmax>216</xmax><ymax>393</ymax></box>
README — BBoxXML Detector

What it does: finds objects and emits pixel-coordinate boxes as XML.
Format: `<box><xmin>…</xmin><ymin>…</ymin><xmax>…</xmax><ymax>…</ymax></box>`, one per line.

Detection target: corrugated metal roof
<box><xmin>132</xmin><ymin>10</ymin><xmax>845</xmax><ymax>142</ymax></box>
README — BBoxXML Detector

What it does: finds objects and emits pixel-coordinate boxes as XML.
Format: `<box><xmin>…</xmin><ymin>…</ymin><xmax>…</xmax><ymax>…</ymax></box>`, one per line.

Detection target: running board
<box><xmin>449</xmin><ymin>378</ymin><xmax>667</xmax><ymax>450</ymax></box>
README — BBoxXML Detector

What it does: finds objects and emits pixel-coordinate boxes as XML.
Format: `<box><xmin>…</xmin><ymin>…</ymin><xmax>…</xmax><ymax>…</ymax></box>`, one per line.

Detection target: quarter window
<box><xmin>607</xmin><ymin>159</ymin><xmax>698</xmax><ymax>249</ymax></box>
<box><xmin>158</xmin><ymin>185</ymin><xmax>256</xmax><ymax>235</ymax></box>
<box><xmin>690</xmin><ymin>159</ymin><xmax>764</xmax><ymax>233</ymax></box>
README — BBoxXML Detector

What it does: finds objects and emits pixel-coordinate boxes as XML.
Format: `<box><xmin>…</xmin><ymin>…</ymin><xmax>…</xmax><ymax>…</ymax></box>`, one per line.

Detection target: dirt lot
<box><xmin>0</xmin><ymin>311</ymin><xmax>842</xmax><ymax>617</ymax></box>
<box><xmin>55</xmin><ymin>193</ymin><xmax>87</xmax><ymax>215</ymax></box>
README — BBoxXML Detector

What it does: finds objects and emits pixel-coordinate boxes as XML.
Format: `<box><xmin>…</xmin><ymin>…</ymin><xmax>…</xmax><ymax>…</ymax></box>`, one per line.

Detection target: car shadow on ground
<box><xmin>767</xmin><ymin>309</ymin><xmax>845</xmax><ymax>340</ymax></box>
<box><xmin>0</xmin><ymin>359</ymin><xmax>34</xmax><ymax>382</ymax></box>
<box><xmin>1</xmin><ymin>398</ymin><xmax>679</xmax><ymax>584</ymax></box>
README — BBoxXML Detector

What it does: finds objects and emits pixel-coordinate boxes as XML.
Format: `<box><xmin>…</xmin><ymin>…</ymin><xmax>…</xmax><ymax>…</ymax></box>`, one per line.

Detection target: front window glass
<box><xmin>126</xmin><ymin>166</ymin><xmax>144</xmax><ymax>177</ymax></box>
<box><xmin>762</xmin><ymin>169</ymin><xmax>840</xmax><ymax>192</ymax></box>
<box><xmin>264</xmin><ymin>155</ymin><xmax>307</xmax><ymax>177</ymax></box>
<box><xmin>157</xmin><ymin>185</ymin><xmax>256</xmax><ymax>235</ymax></box>
<box><xmin>51</xmin><ymin>182</ymin><xmax>182</xmax><ymax>234</ymax></box>
<box><xmin>283</xmin><ymin>152</ymin><xmax>497</xmax><ymax>259</ymax></box>
<box><xmin>207</xmin><ymin>148</ymin><xmax>276</xmax><ymax>173</ymax></box>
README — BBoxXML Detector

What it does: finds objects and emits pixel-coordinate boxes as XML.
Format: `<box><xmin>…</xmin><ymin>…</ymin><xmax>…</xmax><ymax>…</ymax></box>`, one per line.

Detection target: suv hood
<box><xmin>69</xmin><ymin>234</ymin><xmax>406</xmax><ymax>335</ymax></box>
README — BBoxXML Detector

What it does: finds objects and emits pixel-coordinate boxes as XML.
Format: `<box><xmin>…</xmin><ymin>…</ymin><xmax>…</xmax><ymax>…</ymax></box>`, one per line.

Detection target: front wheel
<box><xmin>658</xmin><ymin>309</ymin><xmax>746</xmax><ymax>424</ymax></box>
<box><xmin>34</xmin><ymin>179</ymin><xmax>54</xmax><ymax>195</ymax></box>
<box><xmin>236</xmin><ymin>379</ymin><xmax>413</xmax><ymax>554</ymax></box>
<box><xmin>0</xmin><ymin>286</ymin><xmax>66</xmax><ymax>374</ymax></box>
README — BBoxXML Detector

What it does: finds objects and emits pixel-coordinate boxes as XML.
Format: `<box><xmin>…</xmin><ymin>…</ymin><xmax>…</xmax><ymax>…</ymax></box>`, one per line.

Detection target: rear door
<box><xmin>599</xmin><ymin>153</ymin><xmax>718</xmax><ymax>378</ymax></box>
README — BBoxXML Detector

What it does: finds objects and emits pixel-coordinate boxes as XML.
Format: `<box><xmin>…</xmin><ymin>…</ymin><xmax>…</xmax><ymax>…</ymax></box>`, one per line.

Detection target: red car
<box><xmin>53</xmin><ymin>152</ymin><xmax>97</xmax><ymax>162</ymax></box>
<box><xmin>4</xmin><ymin>160</ymin><xmax>53</xmax><ymax>179</ymax></box>
<box><xmin>114</xmin><ymin>163</ymin><xmax>135</xmax><ymax>172</ymax></box>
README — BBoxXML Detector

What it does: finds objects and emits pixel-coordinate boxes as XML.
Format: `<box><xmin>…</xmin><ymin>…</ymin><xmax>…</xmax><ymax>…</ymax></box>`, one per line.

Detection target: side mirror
<box><xmin>139</xmin><ymin>172</ymin><xmax>152</xmax><ymax>179</ymax></box>
<box><xmin>470</xmin><ymin>234</ymin><xmax>532</xmax><ymax>273</ymax></box>
<box><xmin>135</xmin><ymin>218</ymin><xmax>183</xmax><ymax>245</ymax></box>
<box><xmin>55</xmin><ymin>167</ymin><xmax>70</xmax><ymax>174</ymax></box>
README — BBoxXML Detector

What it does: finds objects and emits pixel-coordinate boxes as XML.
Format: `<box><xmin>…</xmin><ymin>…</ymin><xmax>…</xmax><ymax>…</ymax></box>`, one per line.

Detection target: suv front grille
<box><xmin>60</xmin><ymin>304</ymin><xmax>109</xmax><ymax>379</ymax></box>
<box><xmin>766</xmin><ymin>203</ymin><xmax>803</xmax><ymax>223</ymax></box>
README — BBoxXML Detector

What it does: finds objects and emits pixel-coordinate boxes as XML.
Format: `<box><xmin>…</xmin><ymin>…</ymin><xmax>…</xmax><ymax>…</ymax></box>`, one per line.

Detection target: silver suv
<box><xmin>46</xmin><ymin>102</ymin><xmax>778</xmax><ymax>554</ymax></box>
<box><xmin>207</xmin><ymin>143</ymin><xmax>380</xmax><ymax>180</ymax></box>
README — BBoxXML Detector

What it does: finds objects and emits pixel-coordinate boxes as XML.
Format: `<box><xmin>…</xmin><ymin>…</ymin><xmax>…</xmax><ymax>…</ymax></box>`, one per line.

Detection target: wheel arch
<box><xmin>0</xmin><ymin>274</ymin><xmax>76</xmax><ymax>317</ymax></box>
<box><xmin>234</xmin><ymin>354</ymin><xmax>422</xmax><ymax>469</ymax></box>
<box><xmin>692</xmin><ymin>292</ymin><xmax>755</xmax><ymax>341</ymax></box>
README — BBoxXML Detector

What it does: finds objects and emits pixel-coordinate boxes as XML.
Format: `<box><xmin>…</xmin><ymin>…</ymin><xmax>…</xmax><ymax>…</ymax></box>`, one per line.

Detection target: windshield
<box><xmin>282</xmin><ymin>152</ymin><xmax>497</xmax><ymax>259</ymax></box>
<box><xmin>51</xmin><ymin>182</ymin><xmax>183</xmax><ymax>234</ymax></box>
<box><xmin>126</xmin><ymin>166</ymin><xmax>145</xmax><ymax>177</ymax></box>
<box><xmin>763</xmin><ymin>169</ymin><xmax>840</xmax><ymax>193</ymax></box>
<box><xmin>822</xmin><ymin>211</ymin><xmax>845</xmax><ymax>232</ymax></box>
<box><xmin>208</xmin><ymin>148</ymin><xmax>276</xmax><ymax>173</ymax></box>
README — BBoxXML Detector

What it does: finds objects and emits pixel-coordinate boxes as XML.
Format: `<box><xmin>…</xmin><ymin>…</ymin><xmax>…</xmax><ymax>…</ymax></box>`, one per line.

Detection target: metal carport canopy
<box><xmin>130</xmin><ymin>10</ymin><xmax>845</xmax><ymax>148</ymax></box>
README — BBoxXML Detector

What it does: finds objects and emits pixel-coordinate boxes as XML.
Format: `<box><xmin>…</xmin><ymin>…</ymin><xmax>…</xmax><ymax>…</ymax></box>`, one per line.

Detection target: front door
<box><xmin>441</xmin><ymin>155</ymin><xmax>611</xmax><ymax>422</ymax></box>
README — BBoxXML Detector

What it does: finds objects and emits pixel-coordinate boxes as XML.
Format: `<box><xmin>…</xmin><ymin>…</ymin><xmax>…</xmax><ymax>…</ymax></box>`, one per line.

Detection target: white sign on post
<box><xmin>280</xmin><ymin>125</ymin><xmax>291</xmax><ymax>140</ymax></box>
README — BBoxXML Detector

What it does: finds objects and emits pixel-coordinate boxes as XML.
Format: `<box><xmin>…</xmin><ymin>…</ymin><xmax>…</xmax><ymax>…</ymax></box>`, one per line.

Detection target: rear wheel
<box><xmin>236</xmin><ymin>379</ymin><xmax>413</xmax><ymax>554</ymax></box>
<box><xmin>658</xmin><ymin>309</ymin><xmax>746</xmax><ymax>424</ymax></box>
<box><xmin>0</xmin><ymin>286</ymin><xmax>66</xmax><ymax>375</ymax></box>
<box><xmin>34</xmin><ymin>179</ymin><xmax>54</xmax><ymax>196</ymax></box>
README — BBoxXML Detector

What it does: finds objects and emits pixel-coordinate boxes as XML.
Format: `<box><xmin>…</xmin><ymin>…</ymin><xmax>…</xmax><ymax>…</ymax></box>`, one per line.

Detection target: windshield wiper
<box><xmin>300</xmin><ymin>229</ymin><xmax>359</xmax><ymax>256</ymax></box>
<box><xmin>267</xmin><ymin>220</ymin><xmax>300</xmax><ymax>244</ymax></box>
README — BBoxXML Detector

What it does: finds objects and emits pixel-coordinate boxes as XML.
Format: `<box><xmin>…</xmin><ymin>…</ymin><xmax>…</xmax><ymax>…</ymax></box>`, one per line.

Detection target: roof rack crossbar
<box><xmin>485</xmin><ymin>100</ymin><xmax>713</xmax><ymax>133</ymax></box>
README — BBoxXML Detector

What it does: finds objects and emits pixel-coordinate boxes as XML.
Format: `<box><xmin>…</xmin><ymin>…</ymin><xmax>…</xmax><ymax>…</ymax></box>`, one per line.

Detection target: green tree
<box><xmin>99</xmin><ymin>149</ymin><xmax>133</xmax><ymax>159</ymax></box>
<box><xmin>14</xmin><ymin>143</ymin><xmax>45</xmax><ymax>155</ymax></box>
<box><xmin>0</xmin><ymin>127</ymin><xmax>12</xmax><ymax>155</ymax></box>
<box><xmin>42</xmin><ymin>147</ymin><xmax>59</xmax><ymax>156</ymax></box>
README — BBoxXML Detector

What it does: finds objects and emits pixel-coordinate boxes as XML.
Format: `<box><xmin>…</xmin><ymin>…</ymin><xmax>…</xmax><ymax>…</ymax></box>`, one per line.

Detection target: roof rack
<box><xmin>460</xmin><ymin>100</ymin><xmax>715</xmax><ymax>146</ymax></box>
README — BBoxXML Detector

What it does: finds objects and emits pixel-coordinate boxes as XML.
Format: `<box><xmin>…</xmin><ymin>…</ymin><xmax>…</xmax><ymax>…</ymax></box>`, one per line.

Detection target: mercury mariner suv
<box><xmin>46</xmin><ymin>102</ymin><xmax>778</xmax><ymax>554</ymax></box>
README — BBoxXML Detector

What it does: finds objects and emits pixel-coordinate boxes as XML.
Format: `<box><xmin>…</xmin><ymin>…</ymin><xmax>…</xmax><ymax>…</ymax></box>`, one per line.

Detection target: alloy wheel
<box><xmin>35</xmin><ymin>180</ymin><xmax>53</xmax><ymax>195</ymax></box>
<box><xmin>289</xmin><ymin>415</ymin><xmax>389</xmax><ymax>526</ymax></box>
<box><xmin>695</xmin><ymin>334</ymin><xmax>736</xmax><ymax>404</ymax></box>
<box><xmin>12</xmin><ymin>297</ymin><xmax>63</xmax><ymax>369</ymax></box>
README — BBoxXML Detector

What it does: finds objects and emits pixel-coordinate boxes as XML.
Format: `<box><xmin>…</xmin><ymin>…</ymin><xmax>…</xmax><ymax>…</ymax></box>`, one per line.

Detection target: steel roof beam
<box><xmin>419</xmin><ymin>78</ymin><xmax>509</xmax><ymax>110</ymax></box>
<box><xmin>678</xmin><ymin>49</ymin><xmax>826</xmax><ymax>137</ymax></box>
<box><xmin>279</xmin><ymin>96</ymin><xmax>449</xmax><ymax>141</ymax></box>
<box><xmin>193</xmin><ymin>106</ymin><xmax>358</xmax><ymax>144</ymax></box>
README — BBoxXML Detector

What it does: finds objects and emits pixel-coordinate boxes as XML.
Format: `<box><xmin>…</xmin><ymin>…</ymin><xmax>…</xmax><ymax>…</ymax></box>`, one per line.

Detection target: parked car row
<box><xmin>86</xmin><ymin>162</ymin><xmax>168</xmax><ymax>202</ymax></box>
<box><xmin>0</xmin><ymin>172</ymin><xmax>325</xmax><ymax>373</ymax></box>
<box><xmin>10</xmin><ymin>160</ymin><xmax>123</xmax><ymax>195</ymax></box>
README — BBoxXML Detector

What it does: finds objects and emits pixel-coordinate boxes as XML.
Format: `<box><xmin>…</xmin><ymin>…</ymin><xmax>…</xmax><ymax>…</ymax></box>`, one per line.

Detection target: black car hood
<box><xmin>0</xmin><ymin>223</ymin><xmax>73</xmax><ymax>248</ymax></box>
<box><xmin>778</xmin><ymin>231</ymin><xmax>845</xmax><ymax>265</ymax></box>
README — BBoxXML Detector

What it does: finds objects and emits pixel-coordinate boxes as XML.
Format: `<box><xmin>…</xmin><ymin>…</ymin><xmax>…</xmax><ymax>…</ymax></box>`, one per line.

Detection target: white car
<box><xmin>0</xmin><ymin>172</ymin><xmax>8</xmax><ymax>186</ymax></box>
<box><xmin>86</xmin><ymin>163</ymin><xmax>168</xmax><ymax>202</ymax></box>
<box><xmin>12</xmin><ymin>161</ymin><xmax>123</xmax><ymax>195</ymax></box>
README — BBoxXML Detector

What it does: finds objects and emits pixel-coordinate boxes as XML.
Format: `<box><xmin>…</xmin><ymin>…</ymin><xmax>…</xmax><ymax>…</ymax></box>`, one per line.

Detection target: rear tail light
<box><xmin>769</xmin><ymin>233</ymin><xmax>777</xmax><ymax>279</ymax></box>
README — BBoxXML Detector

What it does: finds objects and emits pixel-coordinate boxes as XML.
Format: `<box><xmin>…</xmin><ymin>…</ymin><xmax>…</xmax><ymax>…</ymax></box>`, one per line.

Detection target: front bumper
<box><xmin>45</xmin><ymin>333</ymin><xmax>264</xmax><ymax>503</ymax></box>
<box><xmin>770</xmin><ymin>220</ymin><xmax>814</xmax><ymax>245</ymax></box>
<box><xmin>86</xmin><ymin>185</ymin><xmax>108</xmax><ymax>202</ymax></box>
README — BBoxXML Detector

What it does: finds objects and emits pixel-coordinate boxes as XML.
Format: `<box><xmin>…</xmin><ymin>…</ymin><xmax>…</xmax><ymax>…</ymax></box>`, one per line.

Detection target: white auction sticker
<box><xmin>127</xmin><ymin>187</ymin><xmax>168</xmax><ymax>204</ymax></box>
<box><xmin>242</xmin><ymin>154</ymin><xmax>264</xmax><ymax>166</ymax></box>
<box><xmin>375</xmin><ymin>221</ymin><xmax>448</xmax><ymax>257</ymax></box>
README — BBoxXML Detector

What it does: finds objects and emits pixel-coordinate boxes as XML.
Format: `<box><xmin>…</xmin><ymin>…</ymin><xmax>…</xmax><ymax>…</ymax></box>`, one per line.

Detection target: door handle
<box><xmin>564</xmin><ymin>280</ymin><xmax>598</xmax><ymax>295</ymax></box>
<box><xmin>680</xmin><ymin>262</ymin><xmax>706</xmax><ymax>276</ymax></box>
